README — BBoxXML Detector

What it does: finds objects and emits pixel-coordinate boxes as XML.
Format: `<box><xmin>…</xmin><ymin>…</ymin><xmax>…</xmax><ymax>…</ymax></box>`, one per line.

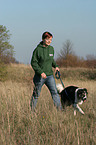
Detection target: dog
<box><xmin>56</xmin><ymin>83</ymin><xmax>88</xmax><ymax>115</ymax></box>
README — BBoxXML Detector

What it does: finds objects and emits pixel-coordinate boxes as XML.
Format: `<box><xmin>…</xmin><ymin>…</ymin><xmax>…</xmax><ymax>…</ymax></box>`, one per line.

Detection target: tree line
<box><xmin>56</xmin><ymin>40</ymin><xmax>96</xmax><ymax>68</ymax></box>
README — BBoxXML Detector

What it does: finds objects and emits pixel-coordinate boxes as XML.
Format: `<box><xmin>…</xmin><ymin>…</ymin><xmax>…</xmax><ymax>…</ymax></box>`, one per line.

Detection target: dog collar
<box><xmin>75</xmin><ymin>88</ymin><xmax>82</xmax><ymax>103</ymax></box>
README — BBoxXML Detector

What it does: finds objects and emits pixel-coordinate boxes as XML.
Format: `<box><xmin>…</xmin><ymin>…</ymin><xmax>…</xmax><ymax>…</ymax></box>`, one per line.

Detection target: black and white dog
<box><xmin>56</xmin><ymin>84</ymin><xmax>88</xmax><ymax>115</ymax></box>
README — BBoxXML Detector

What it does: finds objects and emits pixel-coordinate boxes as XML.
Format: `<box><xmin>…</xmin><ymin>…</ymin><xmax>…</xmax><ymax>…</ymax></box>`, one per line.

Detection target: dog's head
<box><xmin>56</xmin><ymin>83</ymin><xmax>64</xmax><ymax>93</ymax></box>
<box><xmin>77</xmin><ymin>88</ymin><xmax>88</xmax><ymax>103</ymax></box>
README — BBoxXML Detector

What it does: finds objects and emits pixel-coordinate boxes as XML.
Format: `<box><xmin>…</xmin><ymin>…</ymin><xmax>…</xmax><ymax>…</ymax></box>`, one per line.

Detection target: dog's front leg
<box><xmin>73</xmin><ymin>104</ymin><xmax>77</xmax><ymax>116</ymax></box>
<box><xmin>73</xmin><ymin>104</ymin><xmax>85</xmax><ymax>115</ymax></box>
<box><xmin>74</xmin><ymin>108</ymin><xmax>76</xmax><ymax>116</ymax></box>
<box><xmin>77</xmin><ymin>104</ymin><xmax>85</xmax><ymax>115</ymax></box>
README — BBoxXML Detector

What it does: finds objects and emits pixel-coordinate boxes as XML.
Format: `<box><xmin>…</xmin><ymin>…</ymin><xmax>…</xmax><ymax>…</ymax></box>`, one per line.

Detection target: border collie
<box><xmin>56</xmin><ymin>84</ymin><xmax>88</xmax><ymax>115</ymax></box>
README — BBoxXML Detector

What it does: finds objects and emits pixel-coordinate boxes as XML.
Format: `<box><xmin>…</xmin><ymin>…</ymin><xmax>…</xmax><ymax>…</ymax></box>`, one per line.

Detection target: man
<box><xmin>30</xmin><ymin>31</ymin><xmax>62</xmax><ymax>111</ymax></box>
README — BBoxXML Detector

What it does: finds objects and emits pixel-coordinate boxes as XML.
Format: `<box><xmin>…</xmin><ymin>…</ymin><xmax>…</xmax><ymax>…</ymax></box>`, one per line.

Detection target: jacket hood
<box><xmin>37</xmin><ymin>41</ymin><xmax>50</xmax><ymax>48</ymax></box>
<box><xmin>37</xmin><ymin>41</ymin><xmax>44</xmax><ymax>47</ymax></box>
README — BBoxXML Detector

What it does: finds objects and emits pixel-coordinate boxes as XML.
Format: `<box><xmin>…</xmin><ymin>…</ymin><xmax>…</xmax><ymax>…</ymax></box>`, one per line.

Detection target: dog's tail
<box><xmin>56</xmin><ymin>83</ymin><xmax>64</xmax><ymax>93</ymax></box>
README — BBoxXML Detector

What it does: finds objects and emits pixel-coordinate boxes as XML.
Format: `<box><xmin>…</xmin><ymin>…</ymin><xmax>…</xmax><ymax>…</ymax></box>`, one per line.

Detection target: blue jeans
<box><xmin>30</xmin><ymin>74</ymin><xmax>62</xmax><ymax>111</ymax></box>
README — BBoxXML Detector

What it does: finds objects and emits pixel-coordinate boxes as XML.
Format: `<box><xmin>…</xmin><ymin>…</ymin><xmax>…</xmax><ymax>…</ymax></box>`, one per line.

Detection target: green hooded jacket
<box><xmin>31</xmin><ymin>41</ymin><xmax>58</xmax><ymax>76</ymax></box>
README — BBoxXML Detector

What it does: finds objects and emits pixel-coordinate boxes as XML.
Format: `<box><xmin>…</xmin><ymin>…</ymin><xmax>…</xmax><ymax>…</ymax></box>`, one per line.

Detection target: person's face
<box><xmin>43</xmin><ymin>37</ymin><xmax>52</xmax><ymax>46</ymax></box>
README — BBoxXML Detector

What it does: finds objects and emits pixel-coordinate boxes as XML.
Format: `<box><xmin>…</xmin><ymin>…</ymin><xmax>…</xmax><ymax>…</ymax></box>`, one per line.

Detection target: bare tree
<box><xmin>59</xmin><ymin>39</ymin><xmax>74</xmax><ymax>59</ymax></box>
<box><xmin>57</xmin><ymin>40</ymin><xmax>76</xmax><ymax>67</ymax></box>
<box><xmin>86</xmin><ymin>54</ymin><xmax>96</xmax><ymax>60</ymax></box>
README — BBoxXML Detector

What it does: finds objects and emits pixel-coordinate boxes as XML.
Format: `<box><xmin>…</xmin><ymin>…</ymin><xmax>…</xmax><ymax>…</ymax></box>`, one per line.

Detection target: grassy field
<box><xmin>0</xmin><ymin>64</ymin><xmax>96</xmax><ymax>145</ymax></box>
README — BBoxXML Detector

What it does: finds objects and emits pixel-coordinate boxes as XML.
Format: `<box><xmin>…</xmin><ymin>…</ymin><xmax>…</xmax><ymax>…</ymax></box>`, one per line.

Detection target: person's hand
<box><xmin>41</xmin><ymin>72</ymin><xmax>47</xmax><ymax>79</ymax></box>
<box><xmin>55</xmin><ymin>67</ymin><xmax>59</xmax><ymax>73</ymax></box>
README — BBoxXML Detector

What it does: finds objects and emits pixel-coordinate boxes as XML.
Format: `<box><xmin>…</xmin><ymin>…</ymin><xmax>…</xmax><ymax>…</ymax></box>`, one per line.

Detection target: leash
<box><xmin>55</xmin><ymin>70</ymin><xmax>65</xmax><ymax>88</ymax></box>
<box><xmin>55</xmin><ymin>70</ymin><xmax>73</xmax><ymax>104</ymax></box>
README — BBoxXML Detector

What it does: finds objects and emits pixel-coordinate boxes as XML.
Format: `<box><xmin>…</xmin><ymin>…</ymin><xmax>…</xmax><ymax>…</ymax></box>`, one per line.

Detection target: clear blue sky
<box><xmin>1</xmin><ymin>0</ymin><xmax>96</xmax><ymax>64</ymax></box>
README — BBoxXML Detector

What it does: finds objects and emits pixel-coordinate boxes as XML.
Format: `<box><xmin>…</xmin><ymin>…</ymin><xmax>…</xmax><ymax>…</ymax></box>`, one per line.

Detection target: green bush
<box><xmin>0</xmin><ymin>60</ymin><xmax>8</xmax><ymax>81</ymax></box>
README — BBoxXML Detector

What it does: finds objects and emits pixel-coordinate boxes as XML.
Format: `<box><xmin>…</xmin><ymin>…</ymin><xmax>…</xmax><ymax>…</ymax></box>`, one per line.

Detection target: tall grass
<box><xmin>0</xmin><ymin>64</ymin><xmax>96</xmax><ymax>145</ymax></box>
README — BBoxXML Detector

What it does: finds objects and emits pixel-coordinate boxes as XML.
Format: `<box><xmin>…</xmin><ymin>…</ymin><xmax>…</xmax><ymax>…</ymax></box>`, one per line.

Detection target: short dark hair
<box><xmin>42</xmin><ymin>32</ymin><xmax>53</xmax><ymax>39</ymax></box>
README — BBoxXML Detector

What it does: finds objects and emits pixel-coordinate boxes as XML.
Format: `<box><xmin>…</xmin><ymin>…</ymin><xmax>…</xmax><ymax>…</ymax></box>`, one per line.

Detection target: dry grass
<box><xmin>0</xmin><ymin>64</ymin><xmax>96</xmax><ymax>145</ymax></box>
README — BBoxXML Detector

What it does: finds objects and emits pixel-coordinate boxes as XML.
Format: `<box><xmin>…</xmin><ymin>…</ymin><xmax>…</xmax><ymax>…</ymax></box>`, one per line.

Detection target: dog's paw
<box><xmin>74</xmin><ymin>110</ymin><xmax>76</xmax><ymax>116</ymax></box>
<box><xmin>82</xmin><ymin>112</ymin><xmax>85</xmax><ymax>115</ymax></box>
<box><xmin>80</xmin><ymin>109</ymin><xmax>85</xmax><ymax>115</ymax></box>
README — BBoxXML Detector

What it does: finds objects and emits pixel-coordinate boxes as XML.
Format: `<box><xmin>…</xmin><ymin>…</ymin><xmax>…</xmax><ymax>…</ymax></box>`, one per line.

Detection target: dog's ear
<box><xmin>77</xmin><ymin>88</ymin><xmax>88</xmax><ymax>94</ymax></box>
<box><xmin>77</xmin><ymin>89</ymin><xmax>84</xmax><ymax>94</ymax></box>
<box><xmin>83</xmin><ymin>88</ymin><xmax>88</xmax><ymax>94</ymax></box>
